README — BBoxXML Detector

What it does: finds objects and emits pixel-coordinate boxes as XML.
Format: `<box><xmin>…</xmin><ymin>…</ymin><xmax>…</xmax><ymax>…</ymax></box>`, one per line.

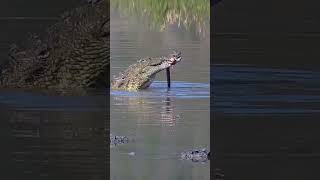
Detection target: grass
<box><xmin>110</xmin><ymin>0</ymin><xmax>210</xmax><ymax>36</ymax></box>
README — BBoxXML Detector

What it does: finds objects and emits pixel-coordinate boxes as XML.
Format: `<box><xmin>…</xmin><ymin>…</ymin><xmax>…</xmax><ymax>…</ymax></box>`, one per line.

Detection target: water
<box><xmin>110</xmin><ymin>9</ymin><xmax>210</xmax><ymax>180</ymax></box>
<box><xmin>212</xmin><ymin>64</ymin><xmax>320</xmax><ymax>179</ymax></box>
<box><xmin>0</xmin><ymin>89</ymin><xmax>108</xmax><ymax>180</ymax></box>
<box><xmin>213</xmin><ymin>64</ymin><xmax>320</xmax><ymax>115</ymax></box>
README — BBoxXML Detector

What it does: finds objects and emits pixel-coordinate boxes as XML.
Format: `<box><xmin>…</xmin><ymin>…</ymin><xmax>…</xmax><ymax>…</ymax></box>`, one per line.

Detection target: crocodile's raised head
<box><xmin>111</xmin><ymin>51</ymin><xmax>182</xmax><ymax>90</ymax></box>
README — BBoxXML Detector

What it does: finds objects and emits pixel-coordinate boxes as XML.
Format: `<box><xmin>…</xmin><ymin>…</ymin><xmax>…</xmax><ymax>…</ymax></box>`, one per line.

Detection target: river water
<box><xmin>212</xmin><ymin>65</ymin><xmax>320</xmax><ymax>179</ymax></box>
<box><xmin>0</xmin><ymin>89</ymin><xmax>108</xmax><ymax>179</ymax></box>
<box><xmin>110</xmin><ymin>9</ymin><xmax>210</xmax><ymax>180</ymax></box>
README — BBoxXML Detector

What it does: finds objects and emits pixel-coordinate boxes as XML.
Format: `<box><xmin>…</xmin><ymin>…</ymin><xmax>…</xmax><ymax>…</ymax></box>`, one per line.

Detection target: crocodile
<box><xmin>180</xmin><ymin>148</ymin><xmax>211</xmax><ymax>162</ymax></box>
<box><xmin>0</xmin><ymin>0</ymin><xmax>109</xmax><ymax>89</ymax></box>
<box><xmin>110</xmin><ymin>134</ymin><xmax>130</xmax><ymax>147</ymax></box>
<box><xmin>111</xmin><ymin>51</ymin><xmax>182</xmax><ymax>91</ymax></box>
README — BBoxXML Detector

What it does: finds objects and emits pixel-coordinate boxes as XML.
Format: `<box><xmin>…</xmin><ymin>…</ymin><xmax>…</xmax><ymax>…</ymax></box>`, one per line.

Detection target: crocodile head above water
<box><xmin>111</xmin><ymin>51</ymin><xmax>182</xmax><ymax>90</ymax></box>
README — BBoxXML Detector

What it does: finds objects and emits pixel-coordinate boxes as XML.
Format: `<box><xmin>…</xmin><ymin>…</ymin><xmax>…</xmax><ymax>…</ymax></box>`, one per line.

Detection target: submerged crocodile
<box><xmin>0</xmin><ymin>0</ymin><xmax>109</xmax><ymax>89</ymax></box>
<box><xmin>180</xmin><ymin>148</ymin><xmax>211</xmax><ymax>162</ymax></box>
<box><xmin>111</xmin><ymin>51</ymin><xmax>182</xmax><ymax>91</ymax></box>
<box><xmin>110</xmin><ymin>134</ymin><xmax>130</xmax><ymax>147</ymax></box>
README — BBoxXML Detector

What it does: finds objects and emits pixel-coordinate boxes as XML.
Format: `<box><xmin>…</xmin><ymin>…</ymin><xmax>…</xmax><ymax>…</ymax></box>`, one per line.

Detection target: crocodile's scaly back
<box><xmin>0</xmin><ymin>1</ymin><xmax>109</xmax><ymax>89</ymax></box>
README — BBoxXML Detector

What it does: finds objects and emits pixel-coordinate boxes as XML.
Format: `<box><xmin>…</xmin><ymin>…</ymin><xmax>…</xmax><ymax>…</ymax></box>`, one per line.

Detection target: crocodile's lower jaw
<box><xmin>139</xmin><ymin>79</ymin><xmax>153</xmax><ymax>89</ymax></box>
<box><xmin>110</xmin><ymin>83</ymin><xmax>139</xmax><ymax>91</ymax></box>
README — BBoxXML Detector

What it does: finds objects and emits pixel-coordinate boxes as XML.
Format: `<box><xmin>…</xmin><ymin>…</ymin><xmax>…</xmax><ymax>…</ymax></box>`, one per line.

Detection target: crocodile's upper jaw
<box><xmin>168</xmin><ymin>52</ymin><xmax>182</xmax><ymax>65</ymax></box>
<box><xmin>145</xmin><ymin>55</ymin><xmax>181</xmax><ymax>77</ymax></box>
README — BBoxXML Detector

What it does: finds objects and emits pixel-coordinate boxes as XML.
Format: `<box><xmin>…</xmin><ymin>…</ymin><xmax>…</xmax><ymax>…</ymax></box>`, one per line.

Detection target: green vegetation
<box><xmin>111</xmin><ymin>0</ymin><xmax>210</xmax><ymax>35</ymax></box>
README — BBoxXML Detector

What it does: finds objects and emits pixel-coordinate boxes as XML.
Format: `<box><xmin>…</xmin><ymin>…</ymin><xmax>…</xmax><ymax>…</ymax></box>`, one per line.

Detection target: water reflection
<box><xmin>160</xmin><ymin>96</ymin><xmax>179</xmax><ymax>127</ymax></box>
<box><xmin>112</xmin><ymin>89</ymin><xmax>180</xmax><ymax>127</ymax></box>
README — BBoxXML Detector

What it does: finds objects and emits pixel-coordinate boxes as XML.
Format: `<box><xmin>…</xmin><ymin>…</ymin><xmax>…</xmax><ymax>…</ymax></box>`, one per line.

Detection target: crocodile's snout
<box><xmin>167</xmin><ymin>51</ymin><xmax>182</xmax><ymax>65</ymax></box>
<box><xmin>158</xmin><ymin>52</ymin><xmax>182</xmax><ymax>70</ymax></box>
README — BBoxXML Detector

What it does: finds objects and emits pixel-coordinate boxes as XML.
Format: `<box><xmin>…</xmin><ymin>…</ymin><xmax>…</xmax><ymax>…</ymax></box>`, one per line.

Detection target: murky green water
<box><xmin>110</xmin><ymin>8</ymin><xmax>210</xmax><ymax>180</ymax></box>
